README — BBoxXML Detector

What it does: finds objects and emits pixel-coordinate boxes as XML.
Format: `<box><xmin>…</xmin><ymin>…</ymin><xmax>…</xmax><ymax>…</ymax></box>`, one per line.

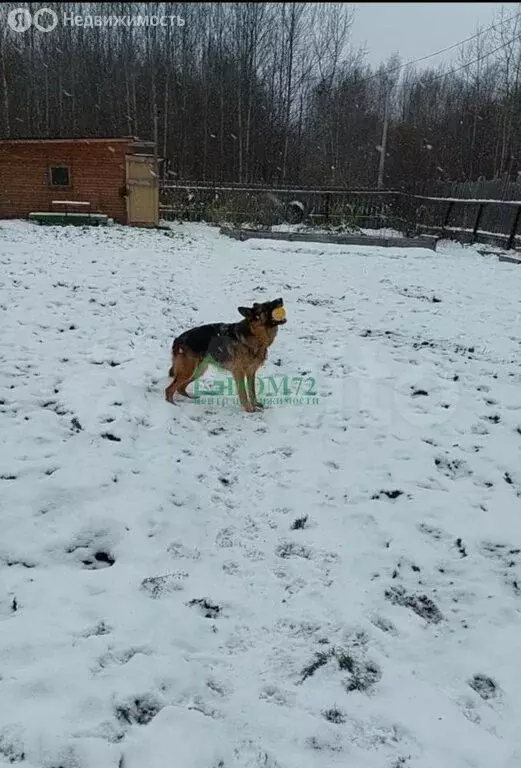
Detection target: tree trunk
<box><xmin>0</xmin><ymin>34</ymin><xmax>11</xmax><ymax>138</ymax></box>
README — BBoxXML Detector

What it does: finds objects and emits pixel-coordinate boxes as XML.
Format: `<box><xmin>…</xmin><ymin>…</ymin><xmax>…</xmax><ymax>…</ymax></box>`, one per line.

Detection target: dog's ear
<box><xmin>238</xmin><ymin>306</ymin><xmax>252</xmax><ymax>318</ymax></box>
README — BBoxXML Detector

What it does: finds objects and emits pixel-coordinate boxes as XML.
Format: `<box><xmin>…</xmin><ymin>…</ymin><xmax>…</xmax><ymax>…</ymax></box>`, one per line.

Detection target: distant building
<box><xmin>0</xmin><ymin>136</ymin><xmax>159</xmax><ymax>226</ymax></box>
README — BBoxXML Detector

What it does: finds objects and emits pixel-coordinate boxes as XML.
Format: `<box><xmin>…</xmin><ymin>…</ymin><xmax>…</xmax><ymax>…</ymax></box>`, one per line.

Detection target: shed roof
<box><xmin>0</xmin><ymin>137</ymin><xmax>153</xmax><ymax>145</ymax></box>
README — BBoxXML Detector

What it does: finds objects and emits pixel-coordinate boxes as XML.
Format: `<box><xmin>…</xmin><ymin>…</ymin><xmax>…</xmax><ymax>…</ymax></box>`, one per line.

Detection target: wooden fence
<box><xmin>160</xmin><ymin>182</ymin><xmax>521</xmax><ymax>250</ymax></box>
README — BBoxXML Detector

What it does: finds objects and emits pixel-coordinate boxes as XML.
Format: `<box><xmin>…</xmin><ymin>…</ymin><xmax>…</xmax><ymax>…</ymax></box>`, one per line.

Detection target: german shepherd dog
<box><xmin>165</xmin><ymin>298</ymin><xmax>286</xmax><ymax>412</ymax></box>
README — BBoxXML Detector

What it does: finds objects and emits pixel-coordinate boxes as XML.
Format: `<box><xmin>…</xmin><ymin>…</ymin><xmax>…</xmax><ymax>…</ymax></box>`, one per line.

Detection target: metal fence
<box><xmin>160</xmin><ymin>183</ymin><xmax>405</xmax><ymax>230</ymax></box>
<box><xmin>407</xmin><ymin>194</ymin><xmax>521</xmax><ymax>249</ymax></box>
<box><xmin>160</xmin><ymin>182</ymin><xmax>521</xmax><ymax>250</ymax></box>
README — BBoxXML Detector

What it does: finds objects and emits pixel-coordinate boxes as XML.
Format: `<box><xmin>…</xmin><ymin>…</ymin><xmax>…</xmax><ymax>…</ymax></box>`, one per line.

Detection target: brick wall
<box><xmin>0</xmin><ymin>139</ymin><xmax>132</xmax><ymax>223</ymax></box>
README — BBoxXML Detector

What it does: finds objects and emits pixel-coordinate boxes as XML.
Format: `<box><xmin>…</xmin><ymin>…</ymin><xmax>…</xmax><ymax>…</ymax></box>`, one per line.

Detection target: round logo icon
<box><xmin>32</xmin><ymin>7</ymin><xmax>58</xmax><ymax>32</ymax></box>
<box><xmin>7</xmin><ymin>7</ymin><xmax>32</xmax><ymax>33</ymax></box>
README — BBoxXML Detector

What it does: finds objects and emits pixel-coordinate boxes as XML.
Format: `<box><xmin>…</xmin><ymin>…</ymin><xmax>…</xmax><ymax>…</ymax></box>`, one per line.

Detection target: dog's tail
<box><xmin>168</xmin><ymin>340</ymin><xmax>186</xmax><ymax>378</ymax></box>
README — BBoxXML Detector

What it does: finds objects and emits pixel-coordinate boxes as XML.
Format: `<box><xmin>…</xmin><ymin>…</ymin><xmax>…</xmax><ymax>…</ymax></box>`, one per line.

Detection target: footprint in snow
<box><xmin>371</xmin><ymin>489</ymin><xmax>408</xmax><ymax>501</ymax></box>
<box><xmin>81</xmin><ymin>621</ymin><xmax>112</xmax><ymax>638</ymax></box>
<box><xmin>385</xmin><ymin>585</ymin><xmax>443</xmax><ymax>624</ymax></box>
<box><xmin>97</xmin><ymin>646</ymin><xmax>152</xmax><ymax>670</ymax></box>
<box><xmin>259</xmin><ymin>685</ymin><xmax>291</xmax><ymax>706</ymax></box>
<box><xmin>371</xmin><ymin>615</ymin><xmax>398</xmax><ymax>636</ymax></box>
<box><xmin>290</xmin><ymin>515</ymin><xmax>309</xmax><ymax>530</ymax></box>
<box><xmin>167</xmin><ymin>541</ymin><xmax>201</xmax><ymax>560</ymax></box>
<box><xmin>115</xmin><ymin>693</ymin><xmax>163</xmax><ymax>726</ymax></box>
<box><xmin>141</xmin><ymin>572</ymin><xmax>188</xmax><ymax>597</ymax></box>
<box><xmin>275</xmin><ymin>541</ymin><xmax>313</xmax><ymax>560</ymax></box>
<box><xmin>187</xmin><ymin>598</ymin><xmax>222</xmax><ymax>619</ymax></box>
<box><xmin>322</xmin><ymin>707</ymin><xmax>346</xmax><ymax>724</ymax></box>
<box><xmin>434</xmin><ymin>456</ymin><xmax>472</xmax><ymax>480</ymax></box>
<box><xmin>64</xmin><ymin>532</ymin><xmax>117</xmax><ymax>568</ymax></box>
<box><xmin>81</xmin><ymin>551</ymin><xmax>115</xmax><ymax>569</ymax></box>
<box><xmin>222</xmin><ymin>560</ymin><xmax>240</xmax><ymax>575</ymax></box>
<box><xmin>325</xmin><ymin>460</ymin><xmax>340</xmax><ymax>470</ymax></box>
<box><xmin>469</xmin><ymin>674</ymin><xmax>499</xmax><ymax>700</ymax></box>
<box><xmin>215</xmin><ymin>527</ymin><xmax>235</xmax><ymax>549</ymax></box>
<box><xmin>101</xmin><ymin>432</ymin><xmax>121</xmax><ymax>442</ymax></box>
<box><xmin>483</xmin><ymin>413</ymin><xmax>501</xmax><ymax>424</ymax></box>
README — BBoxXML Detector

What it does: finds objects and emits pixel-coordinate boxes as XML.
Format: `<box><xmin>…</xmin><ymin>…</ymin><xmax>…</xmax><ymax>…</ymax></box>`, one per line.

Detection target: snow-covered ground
<box><xmin>1</xmin><ymin>220</ymin><xmax>521</xmax><ymax>768</ymax></box>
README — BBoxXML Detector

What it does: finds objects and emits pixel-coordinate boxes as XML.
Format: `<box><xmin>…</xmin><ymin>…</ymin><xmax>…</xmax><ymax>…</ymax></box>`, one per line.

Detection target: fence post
<box><xmin>442</xmin><ymin>201</ymin><xmax>454</xmax><ymax>234</ymax></box>
<box><xmin>325</xmin><ymin>193</ymin><xmax>331</xmax><ymax>223</ymax></box>
<box><xmin>395</xmin><ymin>192</ymin><xmax>403</xmax><ymax>232</ymax></box>
<box><xmin>507</xmin><ymin>205</ymin><xmax>521</xmax><ymax>250</ymax></box>
<box><xmin>472</xmin><ymin>203</ymin><xmax>485</xmax><ymax>244</ymax></box>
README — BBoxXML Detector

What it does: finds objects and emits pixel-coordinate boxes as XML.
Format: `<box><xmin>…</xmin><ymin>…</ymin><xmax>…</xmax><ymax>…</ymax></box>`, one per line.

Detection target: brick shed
<box><xmin>0</xmin><ymin>137</ymin><xmax>159</xmax><ymax>226</ymax></box>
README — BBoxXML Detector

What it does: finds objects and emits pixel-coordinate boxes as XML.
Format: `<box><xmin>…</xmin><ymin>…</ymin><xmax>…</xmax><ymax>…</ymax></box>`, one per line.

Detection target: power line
<box><xmin>395</xmin><ymin>10</ymin><xmax>519</xmax><ymax>71</ymax></box>
<box><xmin>423</xmin><ymin>30</ymin><xmax>521</xmax><ymax>84</ymax></box>
<box><xmin>355</xmin><ymin>8</ymin><xmax>521</xmax><ymax>87</ymax></box>
<box><xmin>370</xmin><ymin>12</ymin><xmax>521</xmax><ymax>189</ymax></box>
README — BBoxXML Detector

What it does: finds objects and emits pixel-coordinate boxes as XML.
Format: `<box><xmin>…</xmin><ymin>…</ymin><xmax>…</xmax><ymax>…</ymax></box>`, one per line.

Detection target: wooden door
<box><xmin>125</xmin><ymin>154</ymin><xmax>159</xmax><ymax>227</ymax></box>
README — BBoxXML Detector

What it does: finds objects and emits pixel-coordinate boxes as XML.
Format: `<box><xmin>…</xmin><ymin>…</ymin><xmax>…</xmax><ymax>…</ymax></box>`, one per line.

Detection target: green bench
<box><xmin>28</xmin><ymin>200</ymin><xmax>108</xmax><ymax>226</ymax></box>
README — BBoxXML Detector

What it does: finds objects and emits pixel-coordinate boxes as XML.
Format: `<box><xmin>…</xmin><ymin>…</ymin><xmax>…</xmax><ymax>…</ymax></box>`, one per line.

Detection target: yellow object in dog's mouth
<box><xmin>272</xmin><ymin>306</ymin><xmax>286</xmax><ymax>321</ymax></box>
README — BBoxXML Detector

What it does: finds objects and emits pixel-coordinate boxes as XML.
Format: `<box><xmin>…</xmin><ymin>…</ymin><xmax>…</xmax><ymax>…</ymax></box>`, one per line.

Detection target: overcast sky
<box><xmin>351</xmin><ymin>3</ymin><xmax>518</xmax><ymax>68</ymax></box>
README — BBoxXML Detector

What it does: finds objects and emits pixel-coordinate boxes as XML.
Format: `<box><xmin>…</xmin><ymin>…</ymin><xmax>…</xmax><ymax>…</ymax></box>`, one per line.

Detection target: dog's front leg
<box><xmin>247</xmin><ymin>372</ymin><xmax>264</xmax><ymax>410</ymax></box>
<box><xmin>233</xmin><ymin>371</ymin><xmax>254</xmax><ymax>413</ymax></box>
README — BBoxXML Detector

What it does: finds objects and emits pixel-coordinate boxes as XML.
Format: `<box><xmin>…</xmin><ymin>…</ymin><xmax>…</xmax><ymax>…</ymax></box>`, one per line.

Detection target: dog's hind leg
<box><xmin>178</xmin><ymin>359</ymin><xmax>209</xmax><ymax>399</ymax></box>
<box><xmin>165</xmin><ymin>352</ymin><xmax>203</xmax><ymax>403</ymax></box>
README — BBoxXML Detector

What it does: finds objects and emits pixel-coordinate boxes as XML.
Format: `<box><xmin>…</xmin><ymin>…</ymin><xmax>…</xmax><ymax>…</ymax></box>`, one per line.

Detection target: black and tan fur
<box><xmin>165</xmin><ymin>298</ymin><xmax>286</xmax><ymax>412</ymax></box>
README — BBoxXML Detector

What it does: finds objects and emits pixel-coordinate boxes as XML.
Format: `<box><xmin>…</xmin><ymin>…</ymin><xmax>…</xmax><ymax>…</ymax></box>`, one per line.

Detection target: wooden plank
<box><xmin>52</xmin><ymin>200</ymin><xmax>91</xmax><ymax>207</ymax></box>
<box><xmin>28</xmin><ymin>212</ymin><xmax>108</xmax><ymax>226</ymax></box>
<box><xmin>219</xmin><ymin>227</ymin><xmax>438</xmax><ymax>251</ymax></box>
<box><xmin>498</xmin><ymin>254</ymin><xmax>521</xmax><ymax>264</ymax></box>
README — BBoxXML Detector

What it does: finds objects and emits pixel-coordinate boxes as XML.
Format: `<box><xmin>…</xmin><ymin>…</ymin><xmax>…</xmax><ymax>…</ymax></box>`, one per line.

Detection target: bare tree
<box><xmin>1</xmin><ymin>1</ymin><xmax>521</xmax><ymax>192</ymax></box>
